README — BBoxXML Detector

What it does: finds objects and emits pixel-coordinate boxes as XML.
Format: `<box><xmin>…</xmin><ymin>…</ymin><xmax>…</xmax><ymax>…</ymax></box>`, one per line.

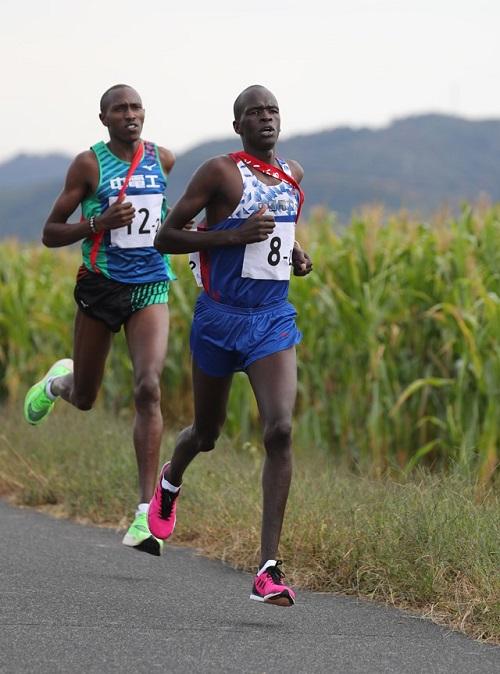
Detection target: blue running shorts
<box><xmin>190</xmin><ymin>293</ymin><xmax>302</xmax><ymax>377</ymax></box>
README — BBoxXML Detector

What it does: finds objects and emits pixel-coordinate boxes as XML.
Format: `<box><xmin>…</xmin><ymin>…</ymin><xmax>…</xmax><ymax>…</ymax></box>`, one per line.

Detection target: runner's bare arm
<box><xmin>158</xmin><ymin>146</ymin><xmax>175</xmax><ymax>175</ymax></box>
<box><xmin>154</xmin><ymin>157</ymin><xmax>275</xmax><ymax>254</ymax></box>
<box><xmin>42</xmin><ymin>152</ymin><xmax>97</xmax><ymax>247</ymax></box>
<box><xmin>42</xmin><ymin>152</ymin><xmax>136</xmax><ymax>247</ymax></box>
<box><xmin>158</xmin><ymin>146</ymin><xmax>196</xmax><ymax>228</ymax></box>
<box><xmin>287</xmin><ymin>159</ymin><xmax>304</xmax><ymax>185</ymax></box>
<box><xmin>286</xmin><ymin>159</ymin><xmax>312</xmax><ymax>276</ymax></box>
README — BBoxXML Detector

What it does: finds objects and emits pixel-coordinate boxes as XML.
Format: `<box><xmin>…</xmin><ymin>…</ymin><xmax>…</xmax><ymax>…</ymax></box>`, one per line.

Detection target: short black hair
<box><xmin>233</xmin><ymin>84</ymin><xmax>268</xmax><ymax>121</ymax></box>
<box><xmin>100</xmin><ymin>84</ymin><xmax>135</xmax><ymax>113</ymax></box>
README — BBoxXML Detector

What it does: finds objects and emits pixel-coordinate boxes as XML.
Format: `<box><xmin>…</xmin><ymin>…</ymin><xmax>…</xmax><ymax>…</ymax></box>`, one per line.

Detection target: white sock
<box><xmin>45</xmin><ymin>377</ymin><xmax>58</xmax><ymax>401</ymax></box>
<box><xmin>135</xmin><ymin>502</ymin><xmax>149</xmax><ymax>516</ymax></box>
<box><xmin>258</xmin><ymin>559</ymin><xmax>277</xmax><ymax>574</ymax></box>
<box><xmin>161</xmin><ymin>476</ymin><xmax>181</xmax><ymax>493</ymax></box>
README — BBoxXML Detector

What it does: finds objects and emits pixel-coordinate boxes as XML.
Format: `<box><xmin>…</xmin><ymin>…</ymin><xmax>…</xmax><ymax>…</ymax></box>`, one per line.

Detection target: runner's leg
<box><xmin>51</xmin><ymin>309</ymin><xmax>113</xmax><ymax>409</ymax></box>
<box><xmin>167</xmin><ymin>360</ymin><xmax>233</xmax><ymax>486</ymax></box>
<box><xmin>247</xmin><ymin>347</ymin><xmax>297</xmax><ymax>566</ymax></box>
<box><xmin>125</xmin><ymin>303</ymin><xmax>169</xmax><ymax>503</ymax></box>
<box><xmin>147</xmin><ymin>359</ymin><xmax>233</xmax><ymax>541</ymax></box>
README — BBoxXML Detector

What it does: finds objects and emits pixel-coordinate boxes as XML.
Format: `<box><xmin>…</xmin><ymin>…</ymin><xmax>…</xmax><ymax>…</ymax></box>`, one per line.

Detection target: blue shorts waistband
<box><xmin>198</xmin><ymin>292</ymin><xmax>293</xmax><ymax>315</ymax></box>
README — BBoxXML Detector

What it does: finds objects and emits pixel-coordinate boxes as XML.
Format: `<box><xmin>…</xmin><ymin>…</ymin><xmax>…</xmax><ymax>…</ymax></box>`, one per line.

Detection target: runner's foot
<box><xmin>250</xmin><ymin>560</ymin><xmax>296</xmax><ymax>606</ymax></box>
<box><xmin>122</xmin><ymin>511</ymin><xmax>163</xmax><ymax>556</ymax></box>
<box><xmin>147</xmin><ymin>462</ymin><xmax>180</xmax><ymax>540</ymax></box>
<box><xmin>23</xmin><ymin>358</ymin><xmax>73</xmax><ymax>425</ymax></box>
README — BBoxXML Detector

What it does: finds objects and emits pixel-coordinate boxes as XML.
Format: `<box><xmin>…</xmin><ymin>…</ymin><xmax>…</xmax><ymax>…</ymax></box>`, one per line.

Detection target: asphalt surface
<box><xmin>0</xmin><ymin>501</ymin><xmax>498</xmax><ymax>673</ymax></box>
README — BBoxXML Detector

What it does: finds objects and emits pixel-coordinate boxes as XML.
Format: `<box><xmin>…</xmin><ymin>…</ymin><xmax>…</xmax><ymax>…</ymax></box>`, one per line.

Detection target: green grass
<box><xmin>1</xmin><ymin>404</ymin><xmax>498</xmax><ymax>643</ymax></box>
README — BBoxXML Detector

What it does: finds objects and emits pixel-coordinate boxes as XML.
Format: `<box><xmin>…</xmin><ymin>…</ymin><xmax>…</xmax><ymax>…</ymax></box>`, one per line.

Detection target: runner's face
<box><xmin>100</xmin><ymin>88</ymin><xmax>145</xmax><ymax>143</ymax></box>
<box><xmin>234</xmin><ymin>89</ymin><xmax>281</xmax><ymax>151</ymax></box>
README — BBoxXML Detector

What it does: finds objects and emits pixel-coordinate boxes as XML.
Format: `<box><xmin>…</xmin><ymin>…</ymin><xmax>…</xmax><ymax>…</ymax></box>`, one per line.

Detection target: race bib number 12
<box><xmin>109</xmin><ymin>194</ymin><xmax>163</xmax><ymax>249</ymax></box>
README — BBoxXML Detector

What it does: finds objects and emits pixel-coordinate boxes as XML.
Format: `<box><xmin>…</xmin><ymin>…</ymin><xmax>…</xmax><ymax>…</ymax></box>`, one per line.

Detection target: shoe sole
<box><xmin>122</xmin><ymin>535</ymin><xmax>162</xmax><ymax>557</ymax></box>
<box><xmin>249</xmin><ymin>593</ymin><xmax>295</xmax><ymax>607</ymax></box>
<box><xmin>24</xmin><ymin>392</ymin><xmax>55</xmax><ymax>425</ymax></box>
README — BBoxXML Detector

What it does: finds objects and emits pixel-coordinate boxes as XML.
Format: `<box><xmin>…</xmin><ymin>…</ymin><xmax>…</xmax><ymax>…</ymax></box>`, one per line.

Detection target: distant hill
<box><xmin>0</xmin><ymin>153</ymin><xmax>71</xmax><ymax>187</ymax></box>
<box><xmin>2</xmin><ymin>114</ymin><xmax>500</xmax><ymax>241</ymax></box>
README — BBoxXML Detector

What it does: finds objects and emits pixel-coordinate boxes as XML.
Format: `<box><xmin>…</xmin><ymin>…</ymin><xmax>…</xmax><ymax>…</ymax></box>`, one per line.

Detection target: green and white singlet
<box><xmin>80</xmin><ymin>140</ymin><xmax>173</xmax><ymax>284</ymax></box>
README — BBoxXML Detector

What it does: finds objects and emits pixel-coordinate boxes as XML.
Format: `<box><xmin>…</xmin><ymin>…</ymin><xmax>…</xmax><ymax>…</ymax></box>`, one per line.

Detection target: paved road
<box><xmin>0</xmin><ymin>501</ymin><xmax>498</xmax><ymax>673</ymax></box>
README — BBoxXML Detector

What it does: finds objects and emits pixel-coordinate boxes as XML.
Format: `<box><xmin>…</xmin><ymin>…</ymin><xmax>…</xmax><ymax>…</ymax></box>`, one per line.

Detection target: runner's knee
<box><xmin>71</xmin><ymin>392</ymin><xmax>97</xmax><ymax>411</ymax></box>
<box><xmin>134</xmin><ymin>374</ymin><xmax>161</xmax><ymax>409</ymax></box>
<box><xmin>192</xmin><ymin>425</ymin><xmax>222</xmax><ymax>453</ymax></box>
<box><xmin>263</xmin><ymin>419</ymin><xmax>293</xmax><ymax>454</ymax></box>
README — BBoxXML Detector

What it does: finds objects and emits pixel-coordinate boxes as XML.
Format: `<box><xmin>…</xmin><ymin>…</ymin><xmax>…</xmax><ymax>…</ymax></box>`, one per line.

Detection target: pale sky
<box><xmin>2</xmin><ymin>0</ymin><xmax>500</xmax><ymax>162</ymax></box>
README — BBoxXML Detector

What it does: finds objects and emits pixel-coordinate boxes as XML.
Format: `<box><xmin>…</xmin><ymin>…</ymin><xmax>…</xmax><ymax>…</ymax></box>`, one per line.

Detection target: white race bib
<box><xmin>109</xmin><ymin>194</ymin><xmax>163</xmax><ymax>248</ymax></box>
<box><xmin>188</xmin><ymin>251</ymin><xmax>203</xmax><ymax>287</ymax></box>
<box><xmin>241</xmin><ymin>220</ymin><xmax>295</xmax><ymax>281</ymax></box>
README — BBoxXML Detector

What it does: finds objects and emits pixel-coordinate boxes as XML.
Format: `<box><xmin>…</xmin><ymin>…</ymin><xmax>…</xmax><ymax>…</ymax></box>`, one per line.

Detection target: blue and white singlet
<box><xmin>197</xmin><ymin>157</ymin><xmax>300</xmax><ymax>308</ymax></box>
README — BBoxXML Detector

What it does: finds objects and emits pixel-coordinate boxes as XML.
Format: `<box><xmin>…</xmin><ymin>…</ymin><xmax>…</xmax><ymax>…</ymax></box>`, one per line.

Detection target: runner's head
<box><xmin>233</xmin><ymin>85</ymin><xmax>281</xmax><ymax>151</ymax></box>
<box><xmin>99</xmin><ymin>84</ymin><xmax>144</xmax><ymax>143</ymax></box>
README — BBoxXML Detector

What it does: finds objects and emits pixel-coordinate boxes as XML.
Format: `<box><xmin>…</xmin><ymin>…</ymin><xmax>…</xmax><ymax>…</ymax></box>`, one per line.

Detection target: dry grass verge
<box><xmin>1</xmin><ymin>405</ymin><xmax>498</xmax><ymax>643</ymax></box>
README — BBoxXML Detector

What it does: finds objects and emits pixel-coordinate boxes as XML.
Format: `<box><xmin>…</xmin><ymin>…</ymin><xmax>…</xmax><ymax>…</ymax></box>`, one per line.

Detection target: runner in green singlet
<box><xmin>23</xmin><ymin>84</ymin><xmax>175</xmax><ymax>557</ymax></box>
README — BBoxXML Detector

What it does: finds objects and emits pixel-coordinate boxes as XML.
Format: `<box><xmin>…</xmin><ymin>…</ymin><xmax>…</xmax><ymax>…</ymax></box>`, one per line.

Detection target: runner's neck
<box><xmin>106</xmin><ymin>138</ymin><xmax>143</xmax><ymax>163</ymax></box>
<box><xmin>241</xmin><ymin>146</ymin><xmax>276</xmax><ymax>166</ymax></box>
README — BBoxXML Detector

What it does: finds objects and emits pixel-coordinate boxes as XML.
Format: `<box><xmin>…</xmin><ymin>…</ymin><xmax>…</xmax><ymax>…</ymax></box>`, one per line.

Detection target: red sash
<box><xmin>229</xmin><ymin>150</ymin><xmax>304</xmax><ymax>221</ymax></box>
<box><xmin>89</xmin><ymin>141</ymin><xmax>145</xmax><ymax>273</ymax></box>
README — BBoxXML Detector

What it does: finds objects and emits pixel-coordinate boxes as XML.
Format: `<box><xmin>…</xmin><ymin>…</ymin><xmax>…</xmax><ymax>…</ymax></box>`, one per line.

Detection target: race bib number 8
<box><xmin>109</xmin><ymin>194</ymin><xmax>163</xmax><ymax>249</ymax></box>
<box><xmin>241</xmin><ymin>221</ymin><xmax>295</xmax><ymax>281</ymax></box>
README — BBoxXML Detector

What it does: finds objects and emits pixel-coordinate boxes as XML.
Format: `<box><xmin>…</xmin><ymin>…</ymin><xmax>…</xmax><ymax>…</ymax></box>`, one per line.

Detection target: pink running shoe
<box><xmin>250</xmin><ymin>560</ymin><xmax>296</xmax><ymax>606</ymax></box>
<box><xmin>147</xmin><ymin>462</ymin><xmax>180</xmax><ymax>540</ymax></box>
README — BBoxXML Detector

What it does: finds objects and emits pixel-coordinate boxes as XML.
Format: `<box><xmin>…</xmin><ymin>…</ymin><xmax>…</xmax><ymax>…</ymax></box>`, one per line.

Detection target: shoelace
<box><xmin>160</xmin><ymin>488</ymin><xmax>177</xmax><ymax>520</ymax></box>
<box><xmin>265</xmin><ymin>560</ymin><xmax>285</xmax><ymax>584</ymax></box>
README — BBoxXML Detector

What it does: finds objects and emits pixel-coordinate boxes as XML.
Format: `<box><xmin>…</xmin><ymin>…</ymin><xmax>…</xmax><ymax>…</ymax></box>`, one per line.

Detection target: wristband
<box><xmin>89</xmin><ymin>215</ymin><xmax>97</xmax><ymax>234</ymax></box>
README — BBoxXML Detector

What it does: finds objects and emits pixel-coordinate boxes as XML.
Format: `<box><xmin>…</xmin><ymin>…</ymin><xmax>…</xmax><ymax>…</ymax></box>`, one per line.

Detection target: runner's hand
<box><xmin>234</xmin><ymin>206</ymin><xmax>275</xmax><ymax>244</ymax></box>
<box><xmin>292</xmin><ymin>246</ymin><xmax>313</xmax><ymax>276</ymax></box>
<box><xmin>95</xmin><ymin>201</ymin><xmax>136</xmax><ymax>231</ymax></box>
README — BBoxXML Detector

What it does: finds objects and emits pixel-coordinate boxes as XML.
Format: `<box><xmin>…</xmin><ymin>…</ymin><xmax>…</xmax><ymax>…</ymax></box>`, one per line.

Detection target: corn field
<box><xmin>1</xmin><ymin>206</ymin><xmax>499</xmax><ymax>481</ymax></box>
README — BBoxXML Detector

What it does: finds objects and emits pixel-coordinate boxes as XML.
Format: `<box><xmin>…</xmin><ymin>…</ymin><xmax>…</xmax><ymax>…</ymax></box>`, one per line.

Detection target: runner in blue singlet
<box><xmin>147</xmin><ymin>85</ymin><xmax>313</xmax><ymax>606</ymax></box>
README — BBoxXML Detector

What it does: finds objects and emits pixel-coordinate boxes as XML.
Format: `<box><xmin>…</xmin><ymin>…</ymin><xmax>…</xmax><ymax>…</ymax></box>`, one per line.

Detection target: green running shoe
<box><xmin>23</xmin><ymin>358</ymin><xmax>73</xmax><ymax>425</ymax></box>
<box><xmin>122</xmin><ymin>512</ymin><xmax>164</xmax><ymax>557</ymax></box>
